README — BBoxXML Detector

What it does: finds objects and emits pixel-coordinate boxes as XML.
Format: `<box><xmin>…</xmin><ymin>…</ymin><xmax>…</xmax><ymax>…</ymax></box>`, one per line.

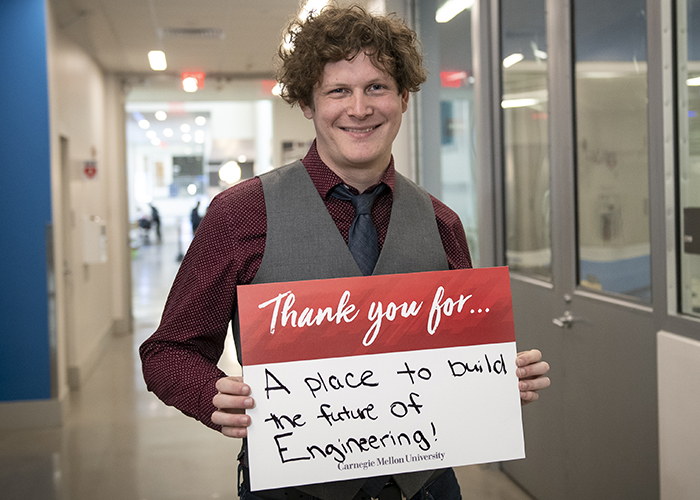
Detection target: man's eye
<box><xmin>369</xmin><ymin>84</ymin><xmax>385</xmax><ymax>91</ymax></box>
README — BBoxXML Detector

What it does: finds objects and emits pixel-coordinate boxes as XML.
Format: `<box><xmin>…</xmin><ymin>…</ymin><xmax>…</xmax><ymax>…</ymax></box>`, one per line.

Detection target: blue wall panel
<box><xmin>0</xmin><ymin>0</ymin><xmax>53</xmax><ymax>401</ymax></box>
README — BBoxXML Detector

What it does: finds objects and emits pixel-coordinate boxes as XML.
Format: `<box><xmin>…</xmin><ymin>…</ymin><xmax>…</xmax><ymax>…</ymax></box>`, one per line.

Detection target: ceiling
<box><xmin>49</xmin><ymin>0</ymin><xmax>384</xmax><ymax>83</ymax></box>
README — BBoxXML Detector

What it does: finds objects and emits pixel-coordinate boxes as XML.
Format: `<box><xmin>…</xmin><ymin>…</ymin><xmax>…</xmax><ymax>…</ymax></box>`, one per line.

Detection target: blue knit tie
<box><xmin>331</xmin><ymin>183</ymin><xmax>386</xmax><ymax>276</ymax></box>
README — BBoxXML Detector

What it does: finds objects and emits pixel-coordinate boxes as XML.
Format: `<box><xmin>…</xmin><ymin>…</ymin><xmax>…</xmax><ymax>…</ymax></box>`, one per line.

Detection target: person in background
<box><xmin>137</xmin><ymin>207</ymin><xmax>151</xmax><ymax>245</ymax></box>
<box><xmin>149</xmin><ymin>203</ymin><xmax>161</xmax><ymax>243</ymax></box>
<box><xmin>141</xmin><ymin>4</ymin><xmax>550</xmax><ymax>500</ymax></box>
<box><xmin>190</xmin><ymin>200</ymin><xmax>202</xmax><ymax>233</ymax></box>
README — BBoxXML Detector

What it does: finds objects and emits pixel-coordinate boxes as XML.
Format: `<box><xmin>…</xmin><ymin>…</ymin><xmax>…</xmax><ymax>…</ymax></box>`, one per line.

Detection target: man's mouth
<box><xmin>341</xmin><ymin>125</ymin><xmax>379</xmax><ymax>133</ymax></box>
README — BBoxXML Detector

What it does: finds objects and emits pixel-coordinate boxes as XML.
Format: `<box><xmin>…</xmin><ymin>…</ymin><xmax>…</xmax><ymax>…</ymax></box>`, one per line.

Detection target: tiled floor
<box><xmin>0</xmin><ymin>223</ymin><xmax>533</xmax><ymax>500</ymax></box>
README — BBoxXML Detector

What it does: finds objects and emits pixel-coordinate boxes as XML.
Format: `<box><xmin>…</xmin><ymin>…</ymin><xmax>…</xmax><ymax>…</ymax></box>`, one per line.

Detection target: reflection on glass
<box><xmin>501</xmin><ymin>0</ymin><xmax>551</xmax><ymax>279</ymax></box>
<box><xmin>679</xmin><ymin>0</ymin><xmax>700</xmax><ymax>317</ymax></box>
<box><xmin>574</xmin><ymin>0</ymin><xmax>650</xmax><ymax>301</ymax></box>
<box><xmin>437</xmin><ymin>3</ymin><xmax>480</xmax><ymax>265</ymax></box>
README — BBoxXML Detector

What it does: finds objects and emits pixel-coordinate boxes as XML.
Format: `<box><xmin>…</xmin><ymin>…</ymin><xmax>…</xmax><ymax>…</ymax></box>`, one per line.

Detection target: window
<box><xmin>573</xmin><ymin>0</ymin><xmax>651</xmax><ymax>301</ymax></box>
<box><xmin>679</xmin><ymin>0</ymin><xmax>700</xmax><ymax>316</ymax></box>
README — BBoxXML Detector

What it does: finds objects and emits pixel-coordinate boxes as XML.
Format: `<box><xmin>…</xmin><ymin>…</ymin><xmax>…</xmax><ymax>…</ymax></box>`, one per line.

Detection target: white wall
<box><xmin>658</xmin><ymin>331</ymin><xmax>700</xmax><ymax>500</ymax></box>
<box><xmin>47</xmin><ymin>4</ymin><xmax>130</xmax><ymax>399</ymax></box>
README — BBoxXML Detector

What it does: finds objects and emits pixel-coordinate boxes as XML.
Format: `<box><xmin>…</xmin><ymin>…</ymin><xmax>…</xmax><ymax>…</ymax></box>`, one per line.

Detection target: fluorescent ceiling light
<box><xmin>687</xmin><ymin>76</ymin><xmax>700</xmax><ymax>86</ymax></box>
<box><xmin>503</xmin><ymin>53</ymin><xmax>524</xmax><ymax>68</ymax></box>
<box><xmin>148</xmin><ymin>51</ymin><xmax>167</xmax><ymax>71</ymax></box>
<box><xmin>436</xmin><ymin>0</ymin><xmax>474</xmax><ymax>23</ymax></box>
<box><xmin>501</xmin><ymin>98</ymin><xmax>540</xmax><ymax>109</ymax></box>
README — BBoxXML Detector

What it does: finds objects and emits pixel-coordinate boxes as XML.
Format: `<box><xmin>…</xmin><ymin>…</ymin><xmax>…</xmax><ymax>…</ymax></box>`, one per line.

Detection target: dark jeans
<box><xmin>238</xmin><ymin>466</ymin><xmax>462</xmax><ymax>500</ymax></box>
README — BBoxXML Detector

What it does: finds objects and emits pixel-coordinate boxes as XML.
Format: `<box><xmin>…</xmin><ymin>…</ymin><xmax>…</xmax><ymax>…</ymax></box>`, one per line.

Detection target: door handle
<box><xmin>552</xmin><ymin>311</ymin><xmax>579</xmax><ymax>328</ymax></box>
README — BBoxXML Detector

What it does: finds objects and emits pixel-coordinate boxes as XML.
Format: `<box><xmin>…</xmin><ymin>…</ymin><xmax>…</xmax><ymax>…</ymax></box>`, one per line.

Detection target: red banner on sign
<box><xmin>238</xmin><ymin>267</ymin><xmax>514</xmax><ymax>366</ymax></box>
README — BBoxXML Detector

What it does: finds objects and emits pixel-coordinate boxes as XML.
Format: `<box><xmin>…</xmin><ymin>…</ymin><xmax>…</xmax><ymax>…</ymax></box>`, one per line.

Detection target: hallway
<box><xmin>0</xmin><ymin>224</ymin><xmax>532</xmax><ymax>500</ymax></box>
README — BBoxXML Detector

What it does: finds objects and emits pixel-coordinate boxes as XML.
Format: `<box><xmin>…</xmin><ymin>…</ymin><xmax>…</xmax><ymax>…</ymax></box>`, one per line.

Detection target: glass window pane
<box><xmin>501</xmin><ymin>0</ymin><xmax>551</xmax><ymax>279</ymax></box>
<box><xmin>574</xmin><ymin>0</ymin><xmax>651</xmax><ymax>301</ymax></box>
<box><xmin>437</xmin><ymin>3</ymin><xmax>480</xmax><ymax>266</ymax></box>
<box><xmin>419</xmin><ymin>1</ymin><xmax>481</xmax><ymax>265</ymax></box>
<box><xmin>679</xmin><ymin>0</ymin><xmax>700</xmax><ymax>317</ymax></box>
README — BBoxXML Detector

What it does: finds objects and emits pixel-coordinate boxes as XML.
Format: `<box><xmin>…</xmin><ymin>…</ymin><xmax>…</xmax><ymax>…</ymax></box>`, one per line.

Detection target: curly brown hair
<box><xmin>276</xmin><ymin>3</ymin><xmax>427</xmax><ymax>107</ymax></box>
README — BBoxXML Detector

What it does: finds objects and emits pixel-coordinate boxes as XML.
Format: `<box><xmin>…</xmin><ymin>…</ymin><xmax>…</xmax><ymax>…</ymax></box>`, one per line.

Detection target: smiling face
<box><xmin>300</xmin><ymin>52</ymin><xmax>409</xmax><ymax>190</ymax></box>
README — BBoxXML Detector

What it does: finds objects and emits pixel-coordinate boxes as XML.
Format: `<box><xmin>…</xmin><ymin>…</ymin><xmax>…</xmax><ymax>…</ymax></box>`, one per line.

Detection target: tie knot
<box><xmin>331</xmin><ymin>183</ymin><xmax>386</xmax><ymax>216</ymax></box>
<box><xmin>352</xmin><ymin>192</ymin><xmax>377</xmax><ymax>215</ymax></box>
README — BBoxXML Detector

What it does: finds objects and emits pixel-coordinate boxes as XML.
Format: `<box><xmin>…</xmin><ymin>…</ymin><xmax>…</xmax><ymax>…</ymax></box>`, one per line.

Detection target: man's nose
<box><xmin>347</xmin><ymin>93</ymin><xmax>372</xmax><ymax>117</ymax></box>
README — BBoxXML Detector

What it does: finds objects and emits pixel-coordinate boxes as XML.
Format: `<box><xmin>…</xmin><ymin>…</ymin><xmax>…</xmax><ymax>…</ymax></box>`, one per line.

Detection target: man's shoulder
<box><xmin>256</xmin><ymin>160</ymin><xmax>305</xmax><ymax>184</ymax></box>
<box><xmin>428</xmin><ymin>194</ymin><xmax>460</xmax><ymax>223</ymax></box>
<box><xmin>212</xmin><ymin>175</ymin><xmax>264</xmax><ymax>207</ymax></box>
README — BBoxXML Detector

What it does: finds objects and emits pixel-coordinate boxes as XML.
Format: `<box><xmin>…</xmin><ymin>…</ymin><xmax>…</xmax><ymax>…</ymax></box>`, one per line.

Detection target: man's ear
<box><xmin>300</xmin><ymin>100</ymin><xmax>315</xmax><ymax>120</ymax></box>
<box><xmin>401</xmin><ymin>89</ymin><xmax>410</xmax><ymax>113</ymax></box>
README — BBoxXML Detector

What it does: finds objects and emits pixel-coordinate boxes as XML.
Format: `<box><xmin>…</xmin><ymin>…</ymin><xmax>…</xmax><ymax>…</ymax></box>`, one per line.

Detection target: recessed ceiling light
<box><xmin>182</xmin><ymin>77</ymin><xmax>199</xmax><ymax>92</ymax></box>
<box><xmin>219</xmin><ymin>161</ymin><xmax>242</xmax><ymax>184</ymax></box>
<box><xmin>148</xmin><ymin>51</ymin><xmax>167</xmax><ymax>71</ymax></box>
<box><xmin>155</xmin><ymin>111</ymin><xmax>167</xmax><ymax>121</ymax></box>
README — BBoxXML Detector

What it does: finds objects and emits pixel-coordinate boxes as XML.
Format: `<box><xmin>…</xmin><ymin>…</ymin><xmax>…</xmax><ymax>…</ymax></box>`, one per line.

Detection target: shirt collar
<box><xmin>301</xmin><ymin>139</ymin><xmax>396</xmax><ymax>199</ymax></box>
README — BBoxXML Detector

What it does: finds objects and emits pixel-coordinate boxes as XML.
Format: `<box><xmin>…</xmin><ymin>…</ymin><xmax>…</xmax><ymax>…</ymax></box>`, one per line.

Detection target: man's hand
<box><xmin>516</xmin><ymin>349</ymin><xmax>551</xmax><ymax>405</ymax></box>
<box><xmin>212</xmin><ymin>376</ymin><xmax>255</xmax><ymax>438</ymax></box>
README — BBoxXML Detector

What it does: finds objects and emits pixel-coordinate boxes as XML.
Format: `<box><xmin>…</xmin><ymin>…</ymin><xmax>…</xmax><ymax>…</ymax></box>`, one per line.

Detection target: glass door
<box><xmin>500</xmin><ymin>0</ymin><xmax>659</xmax><ymax>498</ymax></box>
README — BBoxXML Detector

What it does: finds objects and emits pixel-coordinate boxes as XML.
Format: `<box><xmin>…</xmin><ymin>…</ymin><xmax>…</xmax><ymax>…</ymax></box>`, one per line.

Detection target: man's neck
<box><xmin>316</xmin><ymin>150</ymin><xmax>390</xmax><ymax>192</ymax></box>
<box><xmin>328</xmin><ymin>165</ymin><xmax>386</xmax><ymax>193</ymax></box>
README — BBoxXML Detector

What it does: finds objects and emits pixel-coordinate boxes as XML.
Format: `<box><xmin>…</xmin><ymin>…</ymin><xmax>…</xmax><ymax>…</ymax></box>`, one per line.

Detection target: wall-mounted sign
<box><xmin>84</xmin><ymin>161</ymin><xmax>97</xmax><ymax>179</ymax></box>
<box><xmin>181</xmin><ymin>71</ymin><xmax>206</xmax><ymax>92</ymax></box>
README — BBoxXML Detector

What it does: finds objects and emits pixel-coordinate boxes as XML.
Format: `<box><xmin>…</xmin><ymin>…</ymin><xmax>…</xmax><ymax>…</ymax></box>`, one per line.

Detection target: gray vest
<box><xmin>236</xmin><ymin>161</ymin><xmax>449</xmax><ymax>500</ymax></box>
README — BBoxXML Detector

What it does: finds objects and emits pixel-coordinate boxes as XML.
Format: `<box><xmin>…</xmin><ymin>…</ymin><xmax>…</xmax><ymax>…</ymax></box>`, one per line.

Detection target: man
<box><xmin>140</xmin><ymin>4</ymin><xmax>550</xmax><ymax>500</ymax></box>
<box><xmin>149</xmin><ymin>202</ymin><xmax>161</xmax><ymax>243</ymax></box>
<box><xmin>191</xmin><ymin>200</ymin><xmax>202</xmax><ymax>233</ymax></box>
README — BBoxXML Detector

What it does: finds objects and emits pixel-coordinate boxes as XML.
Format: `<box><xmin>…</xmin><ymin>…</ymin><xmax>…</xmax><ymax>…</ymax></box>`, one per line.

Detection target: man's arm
<box><xmin>140</xmin><ymin>180</ymin><xmax>266</xmax><ymax>430</ymax></box>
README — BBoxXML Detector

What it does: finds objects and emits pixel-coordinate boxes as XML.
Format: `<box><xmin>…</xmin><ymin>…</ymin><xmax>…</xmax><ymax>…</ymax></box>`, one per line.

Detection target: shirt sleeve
<box><xmin>139</xmin><ymin>178</ymin><xmax>266</xmax><ymax>430</ymax></box>
<box><xmin>430</xmin><ymin>195</ymin><xmax>473</xmax><ymax>270</ymax></box>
